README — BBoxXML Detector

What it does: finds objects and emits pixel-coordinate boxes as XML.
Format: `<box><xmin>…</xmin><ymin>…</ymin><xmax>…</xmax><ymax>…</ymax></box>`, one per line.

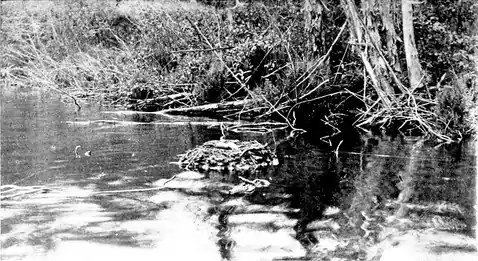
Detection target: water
<box><xmin>1</xmin><ymin>92</ymin><xmax>476</xmax><ymax>261</ymax></box>
<box><xmin>1</xmin><ymin>94</ymin><xmax>213</xmax><ymax>187</ymax></box>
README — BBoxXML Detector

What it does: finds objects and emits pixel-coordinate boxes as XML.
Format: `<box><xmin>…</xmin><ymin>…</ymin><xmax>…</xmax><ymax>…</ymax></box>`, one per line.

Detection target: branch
<box><xmin>185</xmin><ymin>17</ymin><xmax>248</xmax><ymax>97</ymax></box>
<box><xmin>171</xmin><ymin>47</ymin><xmax>233</xmax><ymax>53</ymax></box>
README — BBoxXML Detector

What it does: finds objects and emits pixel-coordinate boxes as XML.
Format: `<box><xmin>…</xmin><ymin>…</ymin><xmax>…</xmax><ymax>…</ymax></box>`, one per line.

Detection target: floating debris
<box><xmin>307</xmin><ymin>219</ymin><xmax>341</xmax><ymax>231</ymax></box>
<box><xmin>228</xmin><ymin>176</ymin><xmax>271</xmax><ymax>196</ymax></box>
<box><xmin>323</xmin><ymin>206</ymin><xmax>341</xmax><ymax>216</ymax></box>
<box><xmin>177</xmin><ymin>139</ymin><xmax>277</xmax><ymax>172</ymax></box>
<box><xmin>174</xmin><ymin>171</ymin><xmax>205</xmax><ymax>180</ymax></box>
<box><xmin>229</xmin><ymin>183</ymin><xmax>256</xmax><ymax>195</ymax></box>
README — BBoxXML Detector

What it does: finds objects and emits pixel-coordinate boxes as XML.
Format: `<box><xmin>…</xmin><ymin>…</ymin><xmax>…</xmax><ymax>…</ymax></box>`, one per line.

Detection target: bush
<box><xmin>414</xmin><ymin>0</ymin><xmax>477</xmax><ymax>86</ymax></box>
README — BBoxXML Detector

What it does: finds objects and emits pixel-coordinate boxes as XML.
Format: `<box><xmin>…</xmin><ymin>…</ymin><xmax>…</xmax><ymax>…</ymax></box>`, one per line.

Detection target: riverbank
<box><xmin>1</xmin><ymin>0</ymin><xmax>477</xmax><ymax>142</ymax></box>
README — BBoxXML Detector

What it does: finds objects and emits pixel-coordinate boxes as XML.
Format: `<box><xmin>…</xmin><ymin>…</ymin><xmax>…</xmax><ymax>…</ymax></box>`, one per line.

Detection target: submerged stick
<box><xmin>0</xmin><ymin>185</ymin><xmax>61</xmax><ymax>200</ymax></box>
<box><xmin>91</xmin><ymin>175</ymin><xmax>177</xmax><ymax>195</ymax></box>
<box><xmin>91</xmin><ymin>186</ymin><xmax>167</xmax><ymax>195</ymax></box>
<box><xmin>238</xmin><ymin>176</ymin><xmax>255</xmax><ymax>184</ymax></box>
<box><xmin>1</xmin><ymin>175</ymin><xmax>178</xmax><ymax>199</ymax></box>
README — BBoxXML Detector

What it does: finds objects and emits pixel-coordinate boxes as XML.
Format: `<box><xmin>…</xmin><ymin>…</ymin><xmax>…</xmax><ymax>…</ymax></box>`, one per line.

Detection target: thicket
<box><xmin>413</xmin><ymin>1</ymin><xmax>477</xmax><ymax>139</ymax></box>
<box><xmin>1</xmin><ymin>0</ymin><xmax>476</xmax><ymax>141</ymax></box>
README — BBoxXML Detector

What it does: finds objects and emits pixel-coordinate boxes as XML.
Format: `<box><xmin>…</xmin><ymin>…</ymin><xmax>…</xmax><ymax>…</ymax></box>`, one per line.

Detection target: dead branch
<box><xmin>185</xmin><ymin>16</ymin><xmax>248</xmax><ymax>97</ymax></box>
<box><xmin>159</xmin><ymin>99</ymin><xmax>256</xmax><ymax>116</ymax></box>
<box><xmin>171</xmin><ymin>47</ymin><xmax>233</xmax><ymax>53</ymax></box>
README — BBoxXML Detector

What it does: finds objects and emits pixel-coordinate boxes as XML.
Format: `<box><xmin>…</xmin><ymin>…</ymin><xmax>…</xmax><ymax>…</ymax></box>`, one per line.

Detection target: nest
<box><xmin>177</xmin><ymin>139</ymin><xmax>278</xmax><ymax>172</ymax></box>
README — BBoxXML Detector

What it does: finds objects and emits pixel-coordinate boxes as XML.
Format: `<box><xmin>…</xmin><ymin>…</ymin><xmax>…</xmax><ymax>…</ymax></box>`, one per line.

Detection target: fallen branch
<box><xmin>129</xmin><ymin>93</ymin><xmax>191</xmax><ymax>103</ymax></box>
<box><xmin>159</xmin><ymin>99</ymin><xmax>256</xmax><ymax>117</ymax></box>
<box><xmin>154</xmin><ymin>92</ymin><xmax>191</xmax><ymax>101</ymax></box>
<box><xmin>171</xmin><ymin>47</ymin><xmax>233</xmax><ymax>53</ymax></box>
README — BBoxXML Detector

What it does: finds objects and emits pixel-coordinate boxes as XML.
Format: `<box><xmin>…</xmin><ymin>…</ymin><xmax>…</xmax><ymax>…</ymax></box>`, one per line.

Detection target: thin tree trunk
<box><xmin>402</xmin><ymin>0</ymin><xmax>422</xmax><ymax>91</ymax></box>
<box><xmin>304</xmin><ymin>0</ymin><xmax>313</xmax><ymax>61</ymax></box>
<box><xmin>381</xmin><ymin>0</ymin><xmax>401</xmax><ymax>72</ymax></box>
<box><xmin>303</xmin><ymin>0</ymin><xmax>325</xmax><ymax>58</ymax></box>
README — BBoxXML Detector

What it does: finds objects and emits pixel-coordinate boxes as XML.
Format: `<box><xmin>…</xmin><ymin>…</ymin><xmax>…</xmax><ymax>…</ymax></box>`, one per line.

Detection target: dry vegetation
<box><xmin>1</xmin><ymin>0</ymin><xmax>476</xmax><ymax>141</ymax></box>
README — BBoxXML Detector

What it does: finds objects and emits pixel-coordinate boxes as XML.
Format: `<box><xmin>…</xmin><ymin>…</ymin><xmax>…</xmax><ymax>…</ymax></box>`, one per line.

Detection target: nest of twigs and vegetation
<box><xmin>177</xmin><ymin>139</ymin><xmax>277</xmax><ymax>172</ymax></box>
<box><xmin>2</xmin><ymin>0</ymin><xmax>476</xmax><ymax>141</ymax></box>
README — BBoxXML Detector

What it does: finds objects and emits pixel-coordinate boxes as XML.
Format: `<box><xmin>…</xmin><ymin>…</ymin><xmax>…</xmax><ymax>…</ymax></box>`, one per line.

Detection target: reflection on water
<box><xmin>273</xmin><ymin>135</ymin><xmax>476</xmax><ymax>259</ymax></box>
<box><xmin>1</xmin><ymin>93</ymin><xmax>476</xmax><ymax>261</ymax></box>
<box><xmin>0</xmin><ymin>94</ymin><xmax>223</xmax><ymax>187</ymax></box>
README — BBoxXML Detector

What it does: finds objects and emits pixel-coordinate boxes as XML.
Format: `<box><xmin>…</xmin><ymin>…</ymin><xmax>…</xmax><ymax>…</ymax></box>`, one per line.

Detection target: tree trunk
<box><xmin>361</xmin><ymin>0</ymin><xmax>396</xmax><ymax>97</ymax></box>
<box><xmin>303</xmin><ymin>0</ymin><xmax>325</xmax><ymax>58</ymax></box>
<box><xmin>304</xmin><ymin>0</ymin><xmax>313</xmax><ymax>61</ymax></box>
<box><xmin>341</xmin><ymin>0</ymin><xmax>396</xmax><ymax>107</ymax></box>
<box><xmin>381</xmin><ymin>0</ymin><xmax>402</xmax><ymax>72</ymax></box>
<box><xmin>402</xmin><ymin>0</ymin><xmax>422</xmax><ymax>91</ymax></box>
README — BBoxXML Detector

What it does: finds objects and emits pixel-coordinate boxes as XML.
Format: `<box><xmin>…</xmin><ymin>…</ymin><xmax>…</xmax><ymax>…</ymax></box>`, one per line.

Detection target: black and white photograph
<box><xmin>1</xmin><ymin>0</ymin><xmax>477</xmax><ymax>260</ymax></box>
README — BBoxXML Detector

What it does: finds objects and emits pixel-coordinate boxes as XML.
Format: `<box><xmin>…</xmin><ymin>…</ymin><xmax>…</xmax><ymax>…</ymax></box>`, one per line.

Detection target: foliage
<box><xmin>1</xmin><ymin>0</ymin><xmax>476</xmax><ymax>140</ymax></box>
<box><xmin>414</xmin><ymin>0</ymin><xmax>477</xmax><ymax>85</ymax></box>
<box><xmin>413</xmin><ymin>0</ymin><xmax>477</xmax><ymax>138</ymax></box>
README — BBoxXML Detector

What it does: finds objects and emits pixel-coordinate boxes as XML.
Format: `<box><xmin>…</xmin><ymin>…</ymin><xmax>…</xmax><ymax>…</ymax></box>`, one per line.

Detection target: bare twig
<box><xmin>171</xmin><ymin>47</ymin><xmax>233</xmax><ymax>53</ymax></box>
<box><xmin>185</xmin><ymin>16</ymin><xmax>248</xmax><ymax>98</ymax></box>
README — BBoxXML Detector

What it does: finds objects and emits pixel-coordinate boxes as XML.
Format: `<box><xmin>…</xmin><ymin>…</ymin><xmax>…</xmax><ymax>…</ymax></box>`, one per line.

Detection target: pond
<box><xmin>1</xmin><ymin>91</ymin><xmax>476</xmax><ymax>261</ymax></box>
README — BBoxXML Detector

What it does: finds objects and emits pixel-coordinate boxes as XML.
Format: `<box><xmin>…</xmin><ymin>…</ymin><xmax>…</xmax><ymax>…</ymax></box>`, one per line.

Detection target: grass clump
<box><xmin>1</xmin><ymin>1</ymin><xmax>136</xmax><ymax>103</ymax></box>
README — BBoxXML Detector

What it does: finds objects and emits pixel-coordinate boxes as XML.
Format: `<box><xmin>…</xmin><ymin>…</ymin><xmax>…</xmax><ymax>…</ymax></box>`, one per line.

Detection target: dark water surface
<box><xmin>1</xmin><ymin>94</ymin><xmax>215</xmax><ymax>186</ymax></box>
<box><xmin>1</xmin><ymin>92</ymin><xmax>476</xmax><ymax>261</ymax></box>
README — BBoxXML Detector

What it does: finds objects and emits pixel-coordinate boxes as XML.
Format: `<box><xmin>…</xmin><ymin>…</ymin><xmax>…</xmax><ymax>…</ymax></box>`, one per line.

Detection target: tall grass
<box><xmin>1</xmin><ymin>0</ymin><xmax>338</xmax><ymax>110</ymax></box>
<box><xmin>1</xmin><ymin>0</ymin><xmax>210</xmax><ymax>103</ymax></box>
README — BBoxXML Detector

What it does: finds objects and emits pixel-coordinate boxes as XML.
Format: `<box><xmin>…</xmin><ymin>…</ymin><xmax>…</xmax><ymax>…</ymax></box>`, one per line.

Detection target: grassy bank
<box><xmin>1</xmin><ymin>0</ymin><xmax>476</xmax><ymax>142</ymax></box>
